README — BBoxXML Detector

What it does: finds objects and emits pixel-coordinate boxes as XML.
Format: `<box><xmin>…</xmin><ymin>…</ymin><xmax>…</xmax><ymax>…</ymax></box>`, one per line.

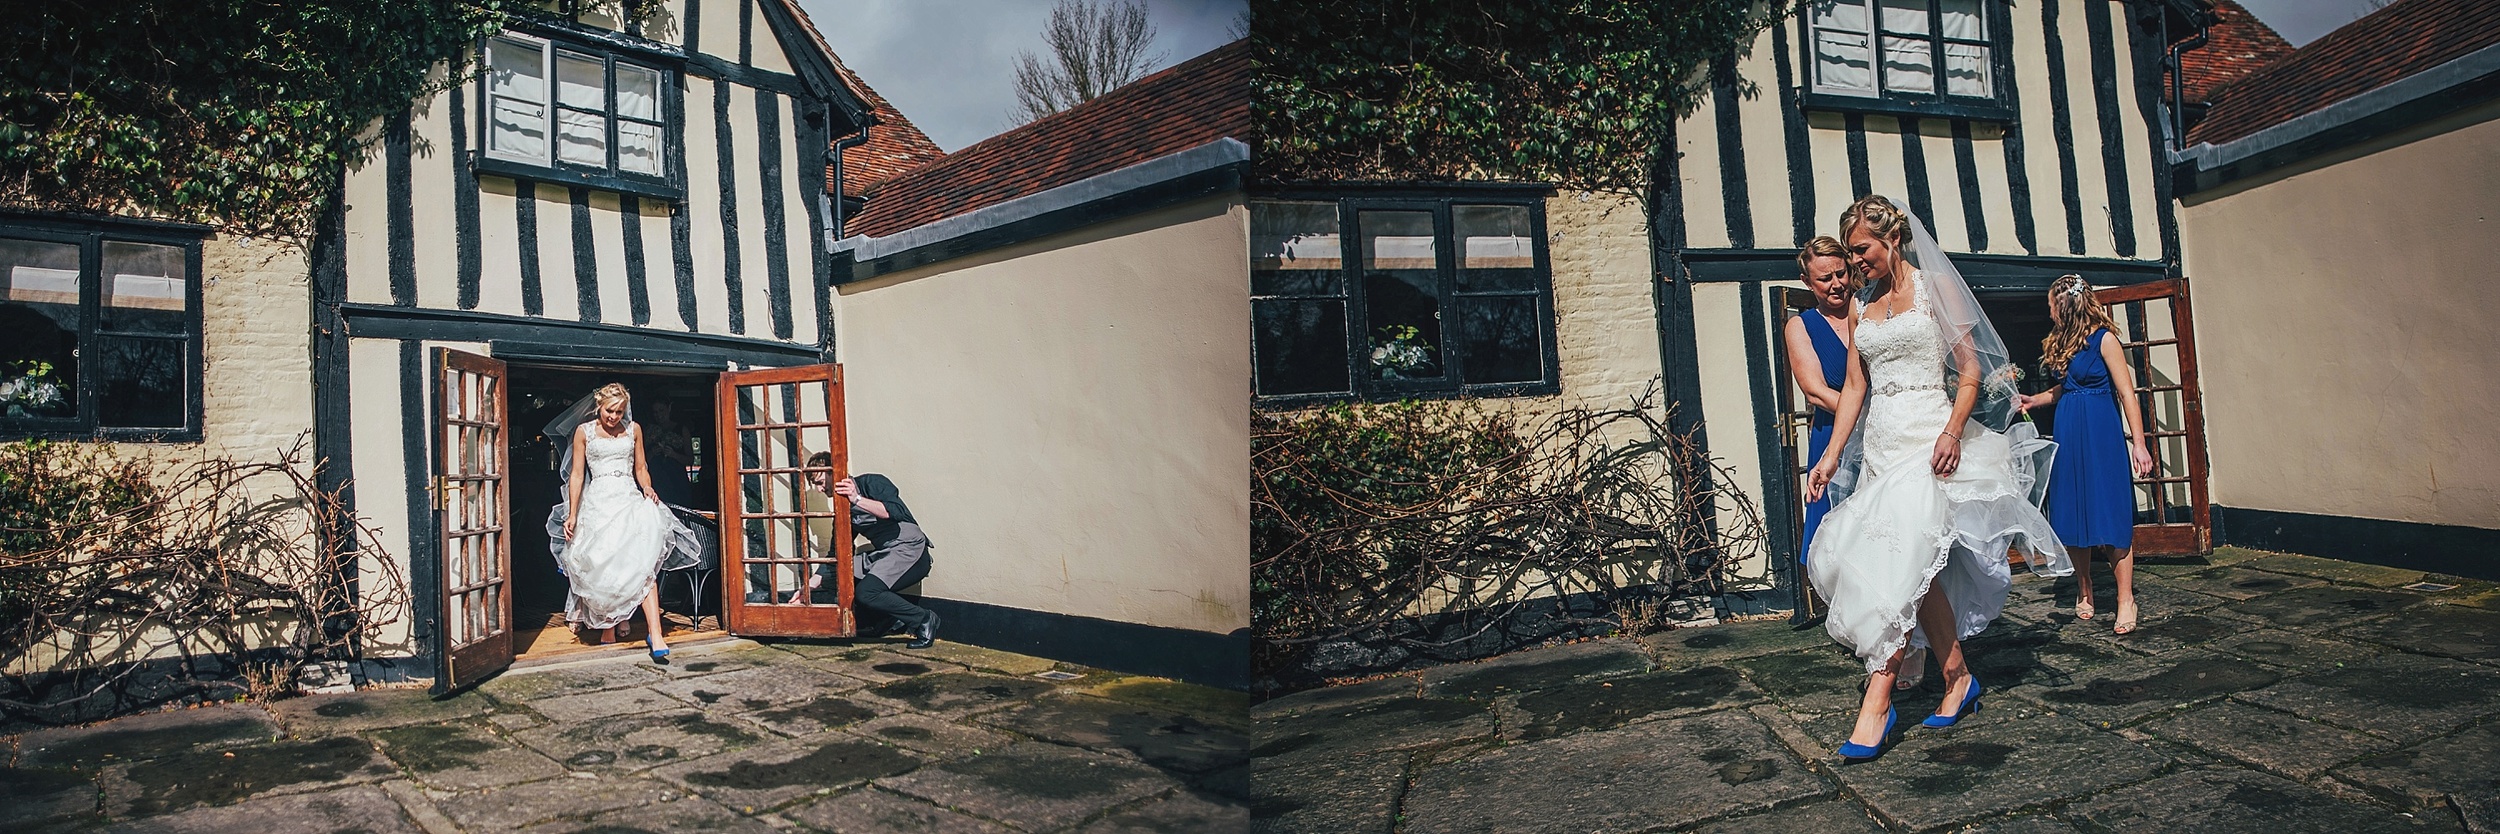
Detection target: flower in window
<box><xmin>1369</xmin><ymin>324</ymin><xmax>1436</xmax><ymax>380</ymax></box>
<box><xmin>0</xmin><ymin>360</ymin><xmax>67</xmax><ymax>419</ymax></box>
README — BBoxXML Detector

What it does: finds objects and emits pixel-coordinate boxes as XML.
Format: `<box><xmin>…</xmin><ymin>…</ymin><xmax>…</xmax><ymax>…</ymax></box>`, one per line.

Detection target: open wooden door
<box><xmin>2095</xmin><ymin>280</ymin><xmax>2213</xmax><ymax>554</ymax></box>
<box><xmin>716</xmin><ymin>364</ymin><xmax>854</xmax><ymax>637</ymax></box>
<box><xmin>1769</xmin><ymin>287</ymin><xmax>1826</xmax><ymax>623</ymax></box>
<box><xmin>435</xmin><ymin>348</ymin><xmax>514</xmax><ymax>693</ymax></box>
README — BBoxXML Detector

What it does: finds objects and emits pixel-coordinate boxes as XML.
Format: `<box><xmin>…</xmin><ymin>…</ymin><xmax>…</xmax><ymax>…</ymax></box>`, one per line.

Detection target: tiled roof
<box><xmin>2187</xmin><ymin>0</ymin><xmax>2500</xmax><ymax>146</ymax></box>
<box><xmin>828</xmin><ymin>60</ymin><xmax>944</xmax><ymax>198</ymax></box>
<box><xmin>2167</xmin><ymin>0</ymin><xmax>2294</xmax><ymax>106</ymax></box>
<box><xmin>847</xmin><ymin>39</ymin><xmax>1249</xmax><ymax>239</ymax></box>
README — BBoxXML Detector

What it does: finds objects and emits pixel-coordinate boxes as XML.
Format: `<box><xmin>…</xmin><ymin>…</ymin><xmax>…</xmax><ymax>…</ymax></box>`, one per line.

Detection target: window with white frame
<box><xmin>1810</xmin><ymin>0</ymin><xmax>1995</xmax><ymax>103</ymax></box>
<box><xmin>485</xmin><ymin>34</ymin><xmax>668</xmax><ymax>179</ymax></box>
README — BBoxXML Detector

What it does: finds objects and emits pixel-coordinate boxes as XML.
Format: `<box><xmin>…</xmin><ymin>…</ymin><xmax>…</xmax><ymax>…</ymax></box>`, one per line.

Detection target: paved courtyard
<box><xmin>1251</xmin><ymin>548</ymin><xmax>2500</xmax><ymax>833</ymax></box>
<box><xmin>2</xmin><ymin>638</ymin><xmax>1248</xmax><ymax>833</ymax></box>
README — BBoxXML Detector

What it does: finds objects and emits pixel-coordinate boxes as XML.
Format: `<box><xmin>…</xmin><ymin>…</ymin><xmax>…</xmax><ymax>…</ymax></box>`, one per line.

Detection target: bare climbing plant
<box><xmin>0</xmin><ymin>435</ymin><xmax>403</xmax><ymax>725</ymax></box>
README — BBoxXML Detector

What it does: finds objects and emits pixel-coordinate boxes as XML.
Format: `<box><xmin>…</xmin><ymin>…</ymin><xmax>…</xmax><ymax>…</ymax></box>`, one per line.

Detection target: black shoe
<box><xmin>906</xmin><ymin>612</ymin><xmax>939</xmax><ymax>649</ymax></box>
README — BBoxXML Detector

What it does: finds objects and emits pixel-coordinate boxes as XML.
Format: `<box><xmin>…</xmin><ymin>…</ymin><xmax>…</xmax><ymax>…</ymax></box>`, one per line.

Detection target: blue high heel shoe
<box><xmin>646</xmin><ymin>634</ymin><xmax>671</xmax><ymax>664</ymax></box>
<box><xmin>1837</xmin><ymin>707</ymin><xmax>1895</xmax><ymax>763</ymax></box>
<box><xmin>1923</xmin><ymin>673</ymin><xmax>1982</xmax><ymax>728</ymax></box>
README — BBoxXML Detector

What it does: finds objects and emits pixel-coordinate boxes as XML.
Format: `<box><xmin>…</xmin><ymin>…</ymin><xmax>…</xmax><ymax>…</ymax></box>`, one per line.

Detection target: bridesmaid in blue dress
<box><xmin>2019</xmin><ymin>276</ymin><xmax>2155</xmax><ymax>633</ymax></box>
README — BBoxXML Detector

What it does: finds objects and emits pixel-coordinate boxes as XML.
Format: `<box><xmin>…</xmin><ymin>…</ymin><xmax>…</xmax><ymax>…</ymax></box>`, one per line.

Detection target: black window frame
<box><xmin>1799</xmin><ymin>0</ymin><xmax>2016</xmax><ymax>122</ymax></box>
<box><xmin>474</xmin><ymin>26</ymin><xmax>687</xmax><ymax>201</ymax></box>
<box><xmin>0</xmin><ymin>211</ymin><xmax>209</xmax><ymax>443</ymax></box>
<box><xmin>1251</xmin><ymin>188</ymin><xmax>1562</xmax><ymax>407</ymax></box>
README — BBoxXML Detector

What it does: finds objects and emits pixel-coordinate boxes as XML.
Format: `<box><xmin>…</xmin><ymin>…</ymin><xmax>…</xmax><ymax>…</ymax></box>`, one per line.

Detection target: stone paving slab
<box><xmin>1495</xmin><ymin>664</ymin><xmax>1765</xmax><ymax>741</ymax></box>
<box><xmin>2060</xmin><ymin>610</ymin><xmax>2251</xmax><ymax>656</ymax></box>
<box><xmin>2227</xmin><ymin>585</ymin><xmax>2427</xmax><ymax>630</ymax></box>
<box><xmin>1248</xmin><ymin>674</ymin><xmax>1418</xmax><ymax>721</ymax></box>
<box><xmin>650</xmin><ymin>663</ymin><xmax>869</xmax><ymax>713</ymax></box>
<box><xmin>778</xmin><ymin>645</ymin><xmax>964</xmax><ymax>684</ymax></box>
<box><xmin>651</xmin><ymin>643</ymin><xmax>799</xmax><ymax>679</ymax></box>
<box><xmin>1640</xmin><ymin>619</ymin><xmax>1833</xmax><ymax>666</ymax></box>
<box><xmin>649</xmin><ymin>734</ymin><xmax>923</xmax><ymax>813</ymax></box>
<box><xmin>2208</xmin><ymin>628</ymin><xmax>2383</xmax><ymax>674</ymax></box>
<box><xmin>1819</xmin><ymin>712</ymin><xmax>2171</xmax><ymax>832</ymax></box>
<box><xmin>908</xmin><ymin>642</ymin><xmax>1063</xmax><ymax>677</ymax></box>
<box><xmin>1250</xmin><ymin>697</ymin><xmax>1493</xmax><ymax>770</ymax></box>
<box><xmin>17</xmin><ymin>702</ymin><xmax>280</xmax><ymax>768</ymax></box>
<box><xmin>855</xmin><ymin>671</ymin><xmax>1056</xmax><ymax>719</ymax></box>
<box><xmin>267</xmin><ymin>687</ymin><xmax>495</xmax><ymax>735</ymax></box>
<box><xmin>1248</xmin><ymin>753</ymin><xmax>1404</xmax><ymax>834</ymax></box>
<box><xmin>981</xmin><ymin>692</ymin><xmax>1248</xmax><ymax>776</ymax></box>
<box><xmin>2234</xmin><ymin>653</ymin><xmax>2500</xmax><ymax>745</ymax></box>
<box><xmin>1420</xmin><ymin>639</ymin><xmax>1653</xmax><ymax>700</ymax></box>
<box><xmin>2166</xmin><ymin>565</ymin><xmax>2328</xmax><ymax>601</ymax></box>
<box><xmin>1088</xmin><ymin>679</ymin><xmax>1252</xmax><ymax>732</ymax></box>
<box><xmin>847</xmin><ymin>712</ymin><xmax>1016</xmax><ymax>759</ymax></box>
<box><xmin>1398</xmin><ymin>709</ymin><xmax>1830</xmax><ymax>834</ymax></box>
<box><xmin>522</xmin><ymin>793</ymin><xmax>781</xmax><ymax>833</ymax></box>
<box><xmin>2240</xmin><ymin>554</ymin><xmax>2429</xmax><ymax>589</ymax></box>
<box><xmin>875</xmin><ymin>743</ymin><xmax>1181</xmax><ymax>833</ymax></box>
<box><xmin>1734</xmin><ymin>648</ymin><xmax>1874</xmax><ymax>714</ymax></box>
<box><xmin>94</xmin><ymin>785</ymin><xmax>421</xmax><ymax>834</ymax></box>
<box><xmin>1682</xmin><ymin>799</ymin><xmax>1889</xmax><ymax>834</ymax></box>
<box><xmin>1959</xmin><ymin>621</ymin><xmax>2144</xmax><ymax>692</ymax></box>
<box><xmin>2138</xmin><ymin>700</ymin><xmax>2398</xmax><ymax>780</ymax></box>
<box><xmin>0</xmin><ymin>765</ymin><xmax>97</xmax><ymax>827</ymax></box>
<box><xmin>783</xmin><ymin>787</ymin><xmax>1018</xmax><ymax>833</ymax></box>
<box><xmin>1955</xmin><ymin>813</ymin><xmax>2088</xmax><ymax>833</ymax></box>
<box><xmin>431</xmin><ymin>773</ymin><xmax>682</xmax><ymax>830</ymax></box>
<box><xmin>2331</xmin><ymin>722</ymin><xmax>2500</xmax><ymax>818</ymax></box>
<box><xmin>477</xmin><ymin>661</ymin><xmax>671</xmax><ymax>704</ymax></box>
<box><xmin>741</xmin><ymin>692</ymin><xmax>890</xmax><ymax>738</ymax></box>
<box><xmin>1075</xmin><ymin>787</ymin><xmax>1248</xmax><ymax>834</ymax></box>
<box><xmin>369</xmin><ymin>720</ymin><xmax>569</xmax><ymax>790</ymax></box>
<box><xmin>2061</xmin><ymin>767</ymin><xmax>2458</xmax><ymax>833</ymax></box>
<box><xmin>2340</xmin><ymin>604</ymin><xmax>2500</xmax><ymax>662</ymax></box>
<box><xmin>99</xmin><ymin>734</ymin><xmax>397</xmax><ymax>818</ymax></box>
<box><xmin>510</xmin><ymin>706</ymin><xmax>770</xmax><ymax>772</ymax></box>
<box><xmin>527</xmin><ymin>684</ymin><xmax>688</xmax><ymax>723</ymax></box>
<box><xmin>2009</xmin><ymin>649</ymin><xmax>2286</xmax><ymax>729</ymax></box>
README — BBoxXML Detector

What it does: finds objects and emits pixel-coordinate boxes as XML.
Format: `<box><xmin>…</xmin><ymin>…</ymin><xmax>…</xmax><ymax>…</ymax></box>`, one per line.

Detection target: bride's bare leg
<box><xmin>1849</xmin><ymin>649</ymin><xmax>1902</xmax><ymax>747</ymax></box>
<box><xmin>1916</xmin><ymin>577</ymin><xmax>1975</xmax><ymax>718</ymax></box>
<box><xmin>640</xmin><ymin>581</ymin><xmax>668</xmax><ymax>651</ymax></box>
<box><xmin>2069</xmin><ymin>545</ymin><xmax>2096</xmax><ymax>619</ymax></box>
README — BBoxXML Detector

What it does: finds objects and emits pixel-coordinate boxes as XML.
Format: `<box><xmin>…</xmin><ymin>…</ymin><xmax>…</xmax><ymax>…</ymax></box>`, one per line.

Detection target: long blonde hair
<box><xmin>2040</xmin><ymin>275</ymin><xmax>2118</xmax><ymax>378</ymax></box>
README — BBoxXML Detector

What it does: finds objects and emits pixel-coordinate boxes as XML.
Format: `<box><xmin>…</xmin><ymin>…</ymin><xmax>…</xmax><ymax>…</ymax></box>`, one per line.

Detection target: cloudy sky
<box><xmin>802</xmin><ymin>0</ymin><xmax>1247</xmax><ymax>153</ymax></box>
<box><xmin>2226</xmin><ymin>0</ymin><xmax>2388</xmax><ymax>46</ymax></box>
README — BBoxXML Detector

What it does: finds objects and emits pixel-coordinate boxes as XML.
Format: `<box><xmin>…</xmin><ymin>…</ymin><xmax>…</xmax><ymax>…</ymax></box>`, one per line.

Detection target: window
<box><xmin>483</xmin><ymin>33</ymin><xmax>669</xmax><ymax>181</ymax></box>
<box><xmin>0</xmin><ymin>218</ymin><xmax>203</xmax><ymax>439</ymax></box>
<box><xmin>1807</xmin><ymin>0</ymin><xmax>2002</xmax><ymax>115</ymax></box>
<box><xmin>1251</xmin><ymin>197</ymin><xmax>1557</xmax><ymax>403</ymax></box>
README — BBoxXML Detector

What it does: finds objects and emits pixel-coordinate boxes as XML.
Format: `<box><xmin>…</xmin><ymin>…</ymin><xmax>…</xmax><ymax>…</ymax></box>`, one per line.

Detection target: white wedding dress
<box><xmin>1806</xmin><ymin>270</ymin><xmax>2067</xmax><ymax>672</ymax></box>
<box><xmin>559</xmin><ymin>425</ymin><xmax>671</xmax><ymax>629</ymax></box>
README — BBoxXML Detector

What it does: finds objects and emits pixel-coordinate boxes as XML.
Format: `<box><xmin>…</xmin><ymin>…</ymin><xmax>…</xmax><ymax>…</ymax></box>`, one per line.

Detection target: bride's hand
<box><xmin>563</xmin><ymin>514</ymin><xmax>577</xmax><ymax>538</ymax></box>
<box><xmin>1806</xmin><ymin>458</ymin><xmax>1838</xmax><ymax>502</ymax></box>
<box><xmin>1932</xmin><ymin>432</ymin><xmax>1962</xmax><ymax>477</ymax></box>
<box><xmin>642</xmin><ymin>486</ymin><xmax>662</xmax><ymax>505</ymax></box>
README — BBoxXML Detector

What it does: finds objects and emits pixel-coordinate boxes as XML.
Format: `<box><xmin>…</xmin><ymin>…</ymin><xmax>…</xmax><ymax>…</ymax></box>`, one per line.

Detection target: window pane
<box><xmin>1940</xmin><ymin>0</ymin><xmax>1985</xmax><ymax>39</ymax></box>
<box><xmin>557</xmin><ymin>108</ymin><xmax>608</xmax><ymax>166</ymax></box>
<box><xmin>615</xmin><ymin>64</ymin><xmax>660</xmax><ymax>120</ymax></box>
<box><xmin>0</xmin><ymin>237</ymin><xmax>81</xmax><ymax>421</ymax></box>
<box><xmin>1945</xmin><ymin>43</ymin><xmax>1991</xmax><ymax>97</ymax></box>
<box><xmin>1361</xmin><ymin>211</ymin><xmax>1436</xmax><ymax>271</ymax></box>
<box><xmin>489</xmin><ymin>96</ymin><xmax>547</xmax><ymax>160</ymax></box>
<box><xmin>1811</xmin><ymin>0</ymin><xmax>1870</xmax><ymax>32</ymax></box>
<box><xmin>1253</xmin><ymin>270</ymin><xmax>1342</xmax><ymax>297</ymax></box>
<box><xmin>1251</xmin><ymin>201</ymin><xmax>1341</xmax><ymax>272</ymax></box>
<box><xmin>101</xmin><ymin>241</ymin><xmax>188</xmax><ymax>335</ymax></box>
<box><xmin>1881</xmin><ymin>36</ymin><xmax>1936</xmax><ymax>93</ymax></box>
<box><xmin>1455</xmin><ymin>205</ymin><xmax>1533</xmax><ymax>268</ymax></box>
<box><xmin>1456</xmin><ymin>296</ymin><xmax>1542</xmax><ymax>386</ymax></box>
<box><xmin>94</xmin><ymin>335</ymin><xmax>184</xmax><ymax>428</ymax></box>
<box><xmin>1358</xmin><ymin>211</ymin><xmax>1443</xmax><ymax>383</ymax></box>
<box><xmin>619</xmin><ymin>120</ymin><xmax>663</xmax><ymax>175</ymax></box>
<box><xmin>486</xmin><ymin>38</ymin><xmax>544</xmax><ymax>102</ymax></box>
<box><xmin>1815</xmin><ymin>30</ymin><xmax>1875</xmax><ymax>92</ymax></box>
<box><xmin>1253</xmin><ymin>299</ymin><xmax>1350</xmax><ymax>397</ymax></box>
<box><xmin>1877</xmin><ymin>0</ymin><xmax>1929</xmax><ymax>34</ymax></box>
<box><xmin>556</xmin><ymin>51</ymin><xmax>606</xmax><ymax>110</ymax></box>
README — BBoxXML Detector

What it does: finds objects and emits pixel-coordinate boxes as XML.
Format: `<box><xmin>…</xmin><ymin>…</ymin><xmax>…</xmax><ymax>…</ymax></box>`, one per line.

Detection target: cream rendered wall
<box><xmin>2180</xmin><ymin>101</ymin><xmax>2500</xmax><ymax>532</ymax></box>
<box><xmin>835</xmin><ymin>197</ymin><xmax>1250</xmax><ymax>636</ymax></box>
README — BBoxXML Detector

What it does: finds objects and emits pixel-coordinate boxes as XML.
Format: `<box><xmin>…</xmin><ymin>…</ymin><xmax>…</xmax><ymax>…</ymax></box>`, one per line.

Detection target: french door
<box><xmin>715</xmin><ymin>364</ymin><xmax>856</xmax><ymax>637</ymax></box>
<box><xmin>1768</xmin><ymin>287</ymin><xmax>1825</xmax><ymax>621</ymax></box>
<box><xmin>434</xmin><ymin>348</ymin><xmax>514</xmax><ymax>692</ymax></box>
<box><xmin>2095</xmin><ymin>280</ymin><xmax>2213</xmax><ymax>554</ymax></box>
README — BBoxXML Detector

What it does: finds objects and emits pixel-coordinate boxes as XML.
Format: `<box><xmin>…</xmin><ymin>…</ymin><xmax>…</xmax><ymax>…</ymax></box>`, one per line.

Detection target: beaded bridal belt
<box><xmin>1870</xmin><ymin>381</ymin><xmax>1947</xmax><ymax>396</ymax></box>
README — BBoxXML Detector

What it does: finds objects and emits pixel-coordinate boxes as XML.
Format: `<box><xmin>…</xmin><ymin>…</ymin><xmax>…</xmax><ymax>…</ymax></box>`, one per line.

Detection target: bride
<box><xmin>1805</xmin><ymin>196</ymin><xmax>2072</xmax><ymax>762</ymax></box>
<box><xmin>551</xmin><ymin>382</ymin><xmax>691</xmax><ymax>663</ymax></box>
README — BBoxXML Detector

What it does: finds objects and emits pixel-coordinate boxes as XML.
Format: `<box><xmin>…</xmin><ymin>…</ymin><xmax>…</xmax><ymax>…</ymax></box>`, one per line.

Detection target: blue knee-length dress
<box><xmin>2045</xmin><ymin>328</ymin><xmax>2135</xmax><ymax>547</ymax></box>
<box><xmin>1799</xmin><ymin>310</ymin><xmax>1849</xmax><ymax>564</ymax></box>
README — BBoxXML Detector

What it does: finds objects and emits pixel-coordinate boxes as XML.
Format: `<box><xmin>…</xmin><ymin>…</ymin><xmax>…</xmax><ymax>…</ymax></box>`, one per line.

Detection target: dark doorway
<box><xmin>505</xmin><ymin>362</ymin><xmax>723</xmax><ymax>659</ymax></box>
<box><xmin>1979</xmin><ymin>292</ymin><xmax>2056</xmax><ymax>437</ymax></box>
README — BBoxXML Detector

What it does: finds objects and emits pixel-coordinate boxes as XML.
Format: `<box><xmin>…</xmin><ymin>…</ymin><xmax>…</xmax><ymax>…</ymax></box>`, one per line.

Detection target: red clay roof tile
<box><xmin>2167</xmin><ymin>0</ymin><xmax>2296</xmax><ymax>106</ymax></box>
<box><xmin>2186</xmin><ymin>0</ymin><xmax>2500</xmax><ymax>146</ymax></box>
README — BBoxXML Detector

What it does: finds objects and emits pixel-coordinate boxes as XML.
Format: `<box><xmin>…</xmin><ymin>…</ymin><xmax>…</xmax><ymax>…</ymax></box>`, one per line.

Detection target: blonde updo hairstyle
<box><xmin>592</xmin><ymin>382</ymin><xmax>631</xmax><ymax>412</ymax></box>
<box><xmin>1837</xmin><ymin>194</ymin><xmax>1912</xmax><ymax>249</ymax></box>
<box><xmin>2040</xmin><ymin>274</ymin><xmax>2119</xmax><ymax>378</ymax></box>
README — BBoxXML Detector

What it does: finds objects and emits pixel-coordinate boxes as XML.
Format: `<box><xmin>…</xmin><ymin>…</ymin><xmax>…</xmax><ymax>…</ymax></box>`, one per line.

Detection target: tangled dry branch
<box><xmin>1252</xmin><ymin>385</ymin><xmax>1767</xmax><ymax>659</ymax></box>
<box><xmin>0</xmin><ymin>436</ymin><xmax>403</xmax><ymax>725</ymax></box>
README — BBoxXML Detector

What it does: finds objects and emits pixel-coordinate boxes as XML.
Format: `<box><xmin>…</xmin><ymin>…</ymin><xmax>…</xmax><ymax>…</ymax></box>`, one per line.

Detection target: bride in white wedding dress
<box><xmin>557</xmin><ymin>383</ymin><xmax>678</xmax><ymax>662</ymax></box>
<box><xmin>1805</xmin><ymin>196</ymin><xmax>2072</xmax><ymax>762</ymax></box>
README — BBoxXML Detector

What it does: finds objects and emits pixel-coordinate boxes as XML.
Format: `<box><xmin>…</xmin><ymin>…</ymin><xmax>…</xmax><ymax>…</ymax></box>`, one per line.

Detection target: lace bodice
<box><xmin>582</xmin><ymin>426</ymin><xmax>636</xmax><ymax>480</ymax></box>
<box><xmin>1857</xmin><ymin>271</ymin><xmax>1945</xmax><ymax>397</ymax></box>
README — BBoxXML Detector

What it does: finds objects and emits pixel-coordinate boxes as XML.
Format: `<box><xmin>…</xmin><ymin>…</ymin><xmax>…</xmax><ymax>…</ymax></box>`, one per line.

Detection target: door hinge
<box><xmin>431</xmin><ymin>476</ymin><xmax>449</xmax><ymax>511</ymax></box>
